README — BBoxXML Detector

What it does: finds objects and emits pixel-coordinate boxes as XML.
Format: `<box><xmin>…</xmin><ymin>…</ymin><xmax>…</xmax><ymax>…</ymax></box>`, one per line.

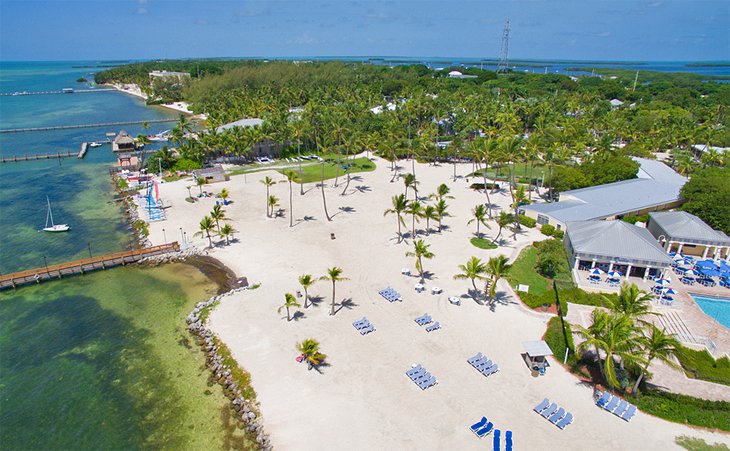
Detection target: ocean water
<box><xmin>0</xmin><ymin>62</ymin><xmax>252</xmax><ymax>449</ymax></box>
<box><xmin>691</xmin><ymin>294</ymin><xmax>730</xmax><ymax>330</ymax></box>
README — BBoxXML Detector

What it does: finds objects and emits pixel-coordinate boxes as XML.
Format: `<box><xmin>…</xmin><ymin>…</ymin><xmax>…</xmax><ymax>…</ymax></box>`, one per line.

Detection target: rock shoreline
<box><xmin>187</xmin><ymin>288</ymin><xmax>272</xmax><ymax>451</ymax></box>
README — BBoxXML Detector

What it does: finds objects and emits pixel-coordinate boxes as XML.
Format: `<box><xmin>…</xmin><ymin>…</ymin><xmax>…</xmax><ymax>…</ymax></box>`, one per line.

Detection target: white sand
<box><xmin>145</xmin><ymin>157</ymin><xmax>730</xmax><ymax>450</ymax></box>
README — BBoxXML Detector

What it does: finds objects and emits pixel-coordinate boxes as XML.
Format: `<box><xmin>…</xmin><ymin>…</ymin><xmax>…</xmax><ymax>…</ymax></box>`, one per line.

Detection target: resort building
<box><xmin>520</xmin><ymin>158</ymin><xmax>686</xmax><ymax>230</ymax></box>
<box><xmin>564</xmin><ymin>220</ymin><xmax>674</xmax><ymax>281</ymax></box>
<box><xmin>149</xmin><ymin>70</ymin><xmax>191</xmax><ymax>81</ymax></box>
<box><xmin>215</xmin><ymin>118</ymin><xmax>264</xmax><ymax>132</ymax></box>
<box><xmin>112</xmin><ymin>131</ymin><xmax>136</xmax><ymax>153</ymax></box>
<box><xmin>116</xmin><ymin>153</ymin><xmax>139</xmax><ymax>169</ymax></box>
<box><xmin>447</xmin><ymin>70</ymin><xmax>478</xmax><ymax>79</ymax></box>
<box><xmin>647</xmin><ymin>211</ymin><xmax>730</xmax><ymax>261</ymax></box>
<box><xmin>192</xmin><ymin>166</ymin><xmax>228</xmax><ymax>184</ymax></box>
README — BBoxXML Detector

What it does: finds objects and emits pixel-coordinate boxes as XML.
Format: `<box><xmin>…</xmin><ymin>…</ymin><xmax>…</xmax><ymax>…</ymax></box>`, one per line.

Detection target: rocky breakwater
<box><xmin>187</xmin><ymin>289</ymin><xmax>272</xmax><ymax>451</ymax></box>
<box><xmin>140</xmin><ymin>246</ymin><xmax>203</xmax><ymax>265</ymax></box>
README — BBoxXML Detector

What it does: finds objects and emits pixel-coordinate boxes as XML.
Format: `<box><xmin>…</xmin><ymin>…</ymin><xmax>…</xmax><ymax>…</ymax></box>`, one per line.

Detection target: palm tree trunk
<box><xmin>341</xmin><ymin>172</ymin><xmax>351</xmax><ymax>196</ymax></box>
<box><xmin>438</xmin><ymin>215</ymin><xmax>442</xmax><ymax>232</ymax></box>
<box><xmin>321</xmin><ymin>162</ymin><xmax>331</xmax><ymax>221</ymax></box>
<box><xmin>492</xmin><ymin>226</ymin><xmax>502</xmax><ymax>245</ymax></box>
<box><xmin>528</xmin><ymin>160</ymin><xmax>534</xmax><ymax>201</ymax></box>
<box><xmin>412</xmin><ymin>213</ymin><xmax>416</xmax><ymax>237</ymax></box>
<box><xmin>289</xmin><ymin>180</ymin><xmax>293</xmax><ymax>227</ymax></box>
<box><xmin>632</xmin><ymin>361</ymin><xmax>650</xmax><ymax>394</ymax></box>
<box><xmin>303</xmin><ymin>288</ymin><xmax>309</xmax><ymax>308</ymax></box>
<box><xmin>286</xmin><ymin>306</ymin><xmax>291</xmax><ymax>321</ymax></box>
<box><xmin>425</xmin><ymin>218</ymin><xmax>430</xmax><ymax>236</ymax></box>
<box><xmin>330</xmin><ymin>282</ymin><xmax>336</xmax><ymax>316</ymax></box>
<box><xmin>482</xmin><ymin>169</ymin><xmax>493</xmax><ymax>218</ymax></box>
<box><xmin>298</xmin><ymin>141</ymin><xmax>304</xmax><ymax>195</ymax></box>
<box><xmin>397</xmin><ymin>214</ymin><xmax>403</xmax><ymax>243</ymax></box>
<box><xmin>265</xmin><ymin>186</ymin><xmax>270</xmax><ymax>217</ymax></box>
<box><xmin>206</xmin><ymin>231</ymin><xmax>212</xmax><ymax>248</ymax></box>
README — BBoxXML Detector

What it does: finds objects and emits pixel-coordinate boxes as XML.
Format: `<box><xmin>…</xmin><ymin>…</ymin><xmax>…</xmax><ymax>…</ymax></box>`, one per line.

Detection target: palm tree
<box><xmin>321</xmin><ymin>267</ymin><xmax>348</xmax><ymax>316</ymax></box>
<box><xmin>406</xmin><ymin>239</ymin><xmax>435</xmax><ymax>282</ymax></box>
<box><xmin>632</xmin><ymin>324</ymin><xmax>681</xmax><ymax>393</ymax></box>
<box><xmin>468</xmin><ymin>204</ymin><xmax>491</xmax><ymax>237</ymax></box>
<box><xmin>219</xmin><ymin>188</ymin><xmax>230</xmax><ymax>204</ymax></box>
<box><xmin>298</xmin><ymin>274</ymin><xmax>316</xmax><ymax>308</ymax></box>
<box><xmin>219</xmin><ymin>223</ymin><xmax>234</xmax><ymax>245</ymax></box>
<box><xmin>485</xmin><ymin>255</ymin><xmax>511</xmax><ymax>300</ymax></box>
<box><xmin>607</xmin><ymin>282</ymin><xmax>657</xmax><ymax>325</ymax></box>
<box><xmin>196</xmin><ymin>176</ymin><xmax>206</xmax><ymax>195</ymax></box>
<box><xmin>492</xmin><ymin>212</ymin><xmax>513</xmax><ymax>244</ymax></box>
<box><xmin>403</xmin><ymin>173</ymin><xmax>418</xmax><ymax>199</ymax></box>
<box><xmin>260</xmin><ymin>176</ymin><xmax>275</xmax><ymax>217</ymax></box>
<box><xmin>432</xmin><ymin>199</ymin><xmax>449</xmax><ymax>232</ymax></box>
<box><xmin>574</xmin><ymin>309</ymin><xmax>610</xmax><ymax>375</ymax></box>
<box><xmin>210</xmin><ymin>204</ymin><xmax>226</xmax><ymax>232</ymax></box>
<box><xmin>284</xmin><ymin>170</ymin><xmax>297</xmax><ymax>227</ymax></box>
<box><xmin>296</xmin><ymin>338</ymin><xmax>327</xmax><ymax>370</ymax></box>
<box><xmin>422</xmin><ymin>205</ymin><xmax>439</xmax><ymax>236</ymax></box>
<box><xmin>278</xmin><ymin>292</ymin><xmax>301</xmax><ymax>322</ymax></box>
<box><xmin>383</xmin><ymin>194</ymin><xmax>408</xmax><ymax>243</ymax></box>
<box><xmin>194</xmin><ymin>215</ymin><xmax>215</xmax><ymax>247</ymax></box>
<box><xmin>267</xmin><ymin>195</ymin><xmax>280</xmax><ymax>217</ymax></box>
<box><xmin>431</xmin><ymin>183</ymin><xmax>453</xmax><ymax>202</ymax></box>
<box><xmin>511</xmin><ymin>185</ymin><xmax>528</xmax><ymax>238</ymax></box>
<box><xmin>454</xmin><ymin>256</ymin><xmax>488</xmax><ymax>295</ymax></box>
<box><xmin>406</xmin><ymin>200</ymin><xmax>424</xmax><ymax>238</ymax></box>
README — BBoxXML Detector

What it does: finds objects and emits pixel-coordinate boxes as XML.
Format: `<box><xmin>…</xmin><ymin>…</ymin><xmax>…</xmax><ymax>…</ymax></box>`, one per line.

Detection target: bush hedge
<box><xmin>519</xmin><ymin>215</ymin><xmax>537</xmax><ymax>228</ymax></box>
<box><xmin>677</xmin><ymin>346</ymin><xmax>730</xmax><ymax>386</ymax></box>
<box><xmin>541</xmin><ymin>224</ymin><xmax>556</xmax><ymax>236</ymax></box>
<box><xmin>629</xmin><ymin>390</ymin><xmax>730</xmax><ymax>432</ymax></box>
<box><xmin>544</xmin><ymin>316</ymin><xmax>577</xmax><ymax>367</ymax></box>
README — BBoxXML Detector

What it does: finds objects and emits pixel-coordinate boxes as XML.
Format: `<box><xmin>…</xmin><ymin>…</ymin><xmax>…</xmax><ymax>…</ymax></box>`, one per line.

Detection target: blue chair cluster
<box><xmin>469</xmin><ymin>416</ymin><xmax>494</xmax><ymax>438</ymax></box>
<box><xmin>378</xmin><ymin>287</ymin><xmax>401</xmax><ymax>302</ymax></box>
<box><xmin>469</xmin><ymin>417</ymin><xmax>513</xmax><ymax>450</ymax></box>
<box><xmin>493</xmin><ymin>429</ymin><xmax>513</xmax><ymax>451</ymax></box>
<box><xmin>467</xmin><ymin>352</ymin><xmax>499</xmax><ymax>377</ymax></box>
<box><xmin>596</xmin><ymin>392</ymin><xmax>637</xmax><ymax>421</ymax></box>
<box><xmin>405</xmin><ymin>364</ymin><xmax>438</xmax><ymax>390</ymax></box>
<box><xmin>352</xmin><ymin>317</ymin><xmax>375</xmax><ymax>335</ymax></box>
<box><xmin>533</xmin><ymin>398</ymin><xmax>574</xmax><ymax>429</ymax></box>
<box><xmin>415</xmin><ymin>313</ymin><xmax>441</xmax><ymax>332</ymax></box>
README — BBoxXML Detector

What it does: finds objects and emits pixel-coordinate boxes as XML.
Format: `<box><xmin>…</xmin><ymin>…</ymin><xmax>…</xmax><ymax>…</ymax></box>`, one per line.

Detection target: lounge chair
<box><xmin>548</xmin><ymin>407</ymin><xmax>566</xmax><ymax>424</ymax></box>
<box><xmin>475</xmin><ymin>422</ymin><xmax>494</xmax><ymax>438</ymax></box>
<box><xmin>418</xmin><ymin>376</ymin><xmax>437</xmax><ymax>389</ymax></box>
<box><xmin>557</xmin><ymin>412</ymin><xmax>573</xmax><ymax>429</ymax></box>
<box><xmin>613</xmin><ymin>400</ymin><xmax>629</xmax><ymax>417</ymax></box>
<box><xmin>493</xmin><ymin>429</ymin><xmax>501</xmax><ymax>451</ymax></box>
<box><xmin>415</xmin><ymin>314</ymin><xmax>432</xmax><ymax>325</ymax></box>
<box><xmin>359</xmin><ymin>324</ymin><xmax>375</xmax><ymax>335</ymax></box>
<box><xmin>425</xmin><ymin>321</ymin><xmax>441</xmax><ymax>332</ymax></box>
<box><xmin>484</xmin><ymin>364</ymin><xmax>499</xmax><ymax>376</ymax></box>
<box><xmin>406</xmin><ymin>365</ymin><xmax>424</xmax><ymax>378</ymax></box>
<box><xmin>621</xmin><ymin>405</ymin><xmax>637</xmax><ymax>422</ymax></box>
<box><xmin>470</xmin><ymin>416</ymin><xmax>488</xmax><ymax>432</ymax></box>
<box><xmin>604</xmin><ymin>396</ymin><xmax>620</xmax><ymax>412</ymax></box>
<box><xmin>541</xmin><ymin>403</ymin><xmax>558</xmax><ymax>419</ymax></box>
<box><xmin>468</xmin><ymin>352</ymin><xmax>484</xmax><ymax>365</ymax></box>
<box><xmin>533</xmin><ymin>398</ymin><xmax>550</xmax><ymax>414</ymax></box>
<box><xmin>596</xmin><ymin>391</ymin><xmax>611</xmax><ymax>408</ymax></box>
<box><xmin>474</xmin><ymin>358</ymin><xmax>492</xmax><ymax>369</ymax></box>
<box><xmin>352</xmin><ymin>317</ymin><xmax>369</xmax><ymax>328</ymax></box>
<box><xmin>505</xmin><ymin>431</ymin><xmax>513</xmax><ymax>451</ymax></box>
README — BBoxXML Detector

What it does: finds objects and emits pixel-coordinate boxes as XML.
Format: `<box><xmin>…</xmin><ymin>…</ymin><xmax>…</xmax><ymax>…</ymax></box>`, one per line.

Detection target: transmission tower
<box><xmin>497</xmin><ymin>19</ymin><xmax>510</xmax><ymax>75</ymax></box>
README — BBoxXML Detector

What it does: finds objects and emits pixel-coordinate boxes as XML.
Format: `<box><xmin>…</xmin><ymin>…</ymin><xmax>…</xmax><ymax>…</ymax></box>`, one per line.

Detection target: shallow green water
<box><xmin>0</xmin><ymin>263</ymin><xmax>252</xmax><ymax>449</ymax></box>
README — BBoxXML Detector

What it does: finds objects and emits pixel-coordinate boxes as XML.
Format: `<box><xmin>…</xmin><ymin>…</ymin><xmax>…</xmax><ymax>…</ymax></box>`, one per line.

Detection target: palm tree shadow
<box><xmin>308</xmin><ymin>361</ymin><xmax>332</xmax><ymax>374</ymax></box>
<box><xmin>420</xmin><ymin>271</ymin><xmax>436</xmax><ymax>281</ymax></box>
<box><xmin>291</xmin><ymin>311</ymin><xmax>306</xmax><ymax>321</ymax></box>
<box><xmin>352</xmin><ymin>185</ymin><xmax>371</xmax><ymax>194</ymax></box>
<box><xmin>274</xmin><ymin>208</ymin><xmax>286</xmax><ymax>218</ymax></box>
<box><xmin>331</xmin><ymin>206</ymin><xmax>356</xmax><ymax>217</ymax></box>
<box><xmin>294</xmin><ymin>215</ymin><xmax>316</xmax><ymax>227</ymax></box>
<box><xmin>307</xmin><ymin>295</ymin><xmax>325</xmax><ymax>307</ymax></box>
<box><xmin>465</xmin><ymin>288</ymin><xmax>485</xmax><ymax>305</ymax></box>
<box><xmin>334</xmin><ymin>298</ymin><xmax>357</xmax><ymax>314</ymax></box>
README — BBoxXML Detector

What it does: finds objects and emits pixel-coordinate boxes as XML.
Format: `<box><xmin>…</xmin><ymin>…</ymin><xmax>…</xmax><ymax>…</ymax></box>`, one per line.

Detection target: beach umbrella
<box><xmin>695</xmin><ymin>260</ymin><xmax>719</xmax><ymax>270</ymax></box>
<box><xmin>608</xmin><ymin>270</ymin><xmax>622</xmax><ymax>278</ymax></box>
<box><xmin>684</xmin><ymin>269</ymin><xmax>699</xmax><ymax>277</ymax></box>
<box><xmin>662</xmin><ymin>288</ymin><xmax>677</xmax><ymax>295</ymax></box>
<box><xmin>669</xmin><ymin>252</ymin><xmax>677</xmax><ymax>257</ymax></box>
<box><xmin>590</xmin><ymin>268</ymin><xmax>605</xmax><ymax>275</ymax></box>
<box><xmin>672</xmin><ymin>254</ymin><xmax>685</xmax><ymax>261</ymax></box>
<box><xmin>718</xmin><ymin>261</ymin><xmax>730</xmax><ymax>272</ymax></box>
<box><xmin>700</xmin><ymin>268</ymin><xmax>722</xmax><ymax>277</ymax></box>
<box><xmin>655</xmin><ymin>278</ymin><xmax>671</xmax><ymax>286</ymax></box>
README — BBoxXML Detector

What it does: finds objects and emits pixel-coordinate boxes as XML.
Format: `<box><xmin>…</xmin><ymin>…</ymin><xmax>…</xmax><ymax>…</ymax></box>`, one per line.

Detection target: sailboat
<box><xmin>43</xmin><ymin>196</ymin><xmax>70</xmax><ymax>232</ymax></box>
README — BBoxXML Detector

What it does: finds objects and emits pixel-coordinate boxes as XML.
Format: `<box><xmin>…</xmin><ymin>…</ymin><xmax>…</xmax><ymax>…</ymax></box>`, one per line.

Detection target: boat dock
<box><xmin>78</xmin><ymin>142</ymin><xmax>88</xmax><ymax>159</ymax></box>
<box><xmin>0</xmin><ymin>88</ymin><xmax>117</xmax><ymax>97</ymax></box>
<box><xmin>0</xmin><ymin>242</ymin><xmax>180</xmax><ymax>290</ymax></box>
<box><xmin>0</xmin><ymin>118</ymin><xmax>178</xmax><ymax>134</ymax></box>
<box><xmin>1</xmin><ymin>151</ymin><xmax>77</xmax><ymax>163</ymax></box>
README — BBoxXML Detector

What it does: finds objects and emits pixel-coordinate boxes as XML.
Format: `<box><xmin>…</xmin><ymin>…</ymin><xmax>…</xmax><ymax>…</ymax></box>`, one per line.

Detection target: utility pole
<box><xmin>497</xmin><ymin>19</ymin><xmax>510</xmax><ymax>75</ymax></box>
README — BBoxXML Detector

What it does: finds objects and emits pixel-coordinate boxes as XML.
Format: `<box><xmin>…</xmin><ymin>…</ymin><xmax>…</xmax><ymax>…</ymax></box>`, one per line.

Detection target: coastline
<box><xmin>107</xmin><ymin>82</ymin><xmax>207</xmax><ymax>119</ymax></box>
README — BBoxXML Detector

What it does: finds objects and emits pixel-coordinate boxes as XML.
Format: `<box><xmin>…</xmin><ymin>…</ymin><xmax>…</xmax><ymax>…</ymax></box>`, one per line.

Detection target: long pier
<box><xmin>0</xmin><ymin>118</ymin><xmax>178</xmax><ymax>134</ymax></box>
<box><xmin>0</xmin><ymin>88</ymin><xmax>117</xmax><ymax>97</ymax></box>
<box><xmin>0</xmin><ymin>242</ymin><xmax>180</xmax><ymax>290</ymax></box>
<box><xmin>1</xmin><ymin>151</ymin><xmax>77</xmax><ymax>163</ymax></box>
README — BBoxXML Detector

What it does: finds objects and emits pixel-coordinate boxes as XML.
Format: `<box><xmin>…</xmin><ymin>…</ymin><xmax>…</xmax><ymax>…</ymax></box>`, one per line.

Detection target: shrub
<box><xmin>541</xmin><ymin>224</ymin><xmax>556</xmax><ymax>236</ymax></box>
<box><xmin>470</xmin><ymin>237</ymin><xmax>498</xmax><ymax>249</ymax></box>
<box><xmin>544</xmin><ymin>316</ymin><xmax>577</xmax><ymax>366</ymax></box>
<box><xmin>629</xmin><ymin>390</ymin><xmax>730</xmax><ymax>432</ymax></box>
<box><xmin>519</xmin><ymin>215</ymin><xmax>537</xmax><ymax>228</ymax></box>
<box><xmin>173</xmin><ymin>158</ymin><xmax>202</xmax><ymax>171</ymax></box>
<box><xmin>676</xmin><ymin>346</ymin><xmax>730</xmax><ymax>386</ymax></box>
<box><xmin>622</xmin><ymin>214</ymin><xmax>649</xmax><ymax>225</ymax></box>
<box><xmin>552</xmin><ymin>229</ymin><xmax>564</xmax><ymax>239</ymax></box>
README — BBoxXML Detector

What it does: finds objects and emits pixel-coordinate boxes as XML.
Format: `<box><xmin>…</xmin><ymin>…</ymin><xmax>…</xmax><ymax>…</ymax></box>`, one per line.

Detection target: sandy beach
<box><xmin>143</xmin><ymin>157</ymin><xmax>730</xmax><ymax>450</ymax></box>
<box><xmin>109</xmin><ymin>83</ymin><xmax>206</xmax><ymax>119</ymax></box>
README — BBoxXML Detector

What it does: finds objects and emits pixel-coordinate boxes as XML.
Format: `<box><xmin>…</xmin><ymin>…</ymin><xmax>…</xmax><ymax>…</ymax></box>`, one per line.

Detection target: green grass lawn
<box><xmin>629</xmin><ymin>390</ymin><xmax>730</xmax><ymax>432</ymax></box>
<box><xmin>470</xmin><ymin>237</ymin><xmax>498</xmax><ymax>250</ymax></box>
<box><xmin>676</xmin><ymin>435</ymin><xmax>730</xmax><ymax>451</ymax></box>
<box><xmin>469</xmin><ymin>162</ymin><xmax>547</xmax><ymax>183</ymax></box>
<box><xmin>506</xmin><ymin>246</ymin><xmax>550</xmax><ymax>294</ymax></box>
<box><xmin>677</xmin><ymin>346</ymin><xmax>730</xmax><ymax>386</ymax></box>
<box><xmin>279</xmin><ymin>156</ymin><xmax>376</xmax><ymax>183</ymax></box>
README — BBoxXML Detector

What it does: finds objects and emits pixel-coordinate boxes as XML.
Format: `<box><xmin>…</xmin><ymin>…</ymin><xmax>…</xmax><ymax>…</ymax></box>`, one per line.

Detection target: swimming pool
<box><xmin>690</xmin><ymin>294</ymin><xmax>730</xmax><ymax>329</ymax></box>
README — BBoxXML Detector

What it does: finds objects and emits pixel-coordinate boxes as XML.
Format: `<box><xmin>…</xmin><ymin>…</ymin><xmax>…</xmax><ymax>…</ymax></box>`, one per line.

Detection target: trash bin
<box><xmin>542</xmin><ymin>303</ymin><xmax>549</xmax><ymax>312</ymax></box>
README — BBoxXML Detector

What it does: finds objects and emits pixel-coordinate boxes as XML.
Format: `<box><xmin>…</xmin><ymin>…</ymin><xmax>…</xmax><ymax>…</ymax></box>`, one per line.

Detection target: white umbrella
<box><xmin>684</xmin><ymin>269</ymin><xmax>699</xmax><ymax>277</ymax></box>
<box><xmin>608</xmin><ymin>270</ymin><xmax>622</xmax><ymax>278</ymax></box>
<box><xmin>590</xmin><ymin>268</ymin><xmax>605</xmax><ymax>275</ymax></box>
<box><xmin>662</xmin><ymin>288</ymin><xmax>677</xmax><ymax>295</ymax></box>
<box><xmin>655</xmin><ymin>278</ymin><xmax>671</xmax><ymax>286</ymax></box>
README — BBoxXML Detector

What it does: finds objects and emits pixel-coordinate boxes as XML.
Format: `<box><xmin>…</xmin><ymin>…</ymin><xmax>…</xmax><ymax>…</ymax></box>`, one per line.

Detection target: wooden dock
<box><xmin>0</xmin><ymin>88</ymin><xmax>117</xmax><ymax>97</ymax></box>
<box><xmin>0</xmin><ymin>118</ymin><xmax>178</xmax><ymax>134</ymax></box>
<box><xmin>0</xmin><ymin>242</ymin><xmax>180</xmax><ymax>290</ymax></box>
<box><xmin>1</xmin><ymin>151</ymin><xmax>76</xmax><ymax>163</ymax></box>
<box><xmin>78</xmin><ymin>142</ymin><xmax>88</xmax><ymax>159</ymax></box>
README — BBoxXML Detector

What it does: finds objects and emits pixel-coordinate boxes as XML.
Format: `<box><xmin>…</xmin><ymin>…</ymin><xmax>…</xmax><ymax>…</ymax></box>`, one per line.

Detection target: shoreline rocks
<box><xmin>187</xmin><ymin>288</ymin><xmax>272</xmax><ymax>450</ymax></box>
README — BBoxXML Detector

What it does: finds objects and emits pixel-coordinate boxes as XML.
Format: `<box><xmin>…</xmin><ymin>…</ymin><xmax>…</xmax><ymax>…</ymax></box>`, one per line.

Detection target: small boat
<box><xmin>43</xmin><ymin>196</ymin><xmax>70</xmax><ymax>232</ymax></box>
<box><xmin>147</xmin><ymin>130</ymin><xmax>170</xmax><ymax>142</ymax></box>
<box><xmin>89</xmin><ymin>142</ymin><xmax>102</xmax><ymax>148</ymax></box>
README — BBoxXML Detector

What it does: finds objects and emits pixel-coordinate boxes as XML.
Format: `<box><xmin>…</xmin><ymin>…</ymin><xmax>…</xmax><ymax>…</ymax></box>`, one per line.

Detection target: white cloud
<box><xmin>596</xmin><ymin>31</ymin><xmax>611</xmax><ymax>37</ymax></box>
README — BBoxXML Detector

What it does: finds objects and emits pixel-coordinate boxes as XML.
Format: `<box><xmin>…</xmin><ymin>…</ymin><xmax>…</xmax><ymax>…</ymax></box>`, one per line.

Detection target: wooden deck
<box><xmin>0</xmin><ymin>242</ymin><xmax>180</xmax><ymax>290</ymax></box>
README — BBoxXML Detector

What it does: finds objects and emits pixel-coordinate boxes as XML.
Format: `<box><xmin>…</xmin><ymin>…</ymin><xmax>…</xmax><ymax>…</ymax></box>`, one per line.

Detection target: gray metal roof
<box><xmin>566</xmin><ymin>220</ymin><xmax>673</xmax><ymax>266</ymax></box>
<box><xmin>522</xmin><ymin>340</ymin><xmax>553</xmax><ymax>357</ymax></box>
<box><xmin>649</xmin><ymin>211</ymin><xmax>730</xmax><ymax>246</ymax></box>
<box><xmin>216</xmin><ymin>118</ymin><xmax>263</xmax><ymax>133</ymax></box>
<box><xmin>522</xmin><ymin>158</ymin><xmax>685</xmax><ymax>223</ymax></box>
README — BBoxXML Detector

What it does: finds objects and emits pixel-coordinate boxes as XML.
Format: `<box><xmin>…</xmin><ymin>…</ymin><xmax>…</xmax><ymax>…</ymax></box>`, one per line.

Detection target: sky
<box><xmin>0</xmin><ymin>0</ymin><xmax>728</xmax><ymax>62</ymax></box>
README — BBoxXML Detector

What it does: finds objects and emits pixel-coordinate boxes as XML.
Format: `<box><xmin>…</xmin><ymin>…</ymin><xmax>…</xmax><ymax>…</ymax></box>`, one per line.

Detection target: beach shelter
<box><xmin>662</xmin><ymin>288</ymin><xmax>677</xmax><ymax>295</ymax></box>
<box><xmin>608</xmin><ymin>270</ymin><xmax>622</xmax><ymax>278</ymax></box>
<box><xmin>522</xmin><ymin>340</ymin><xmax>553</xmax><ymax>375</ymax></box>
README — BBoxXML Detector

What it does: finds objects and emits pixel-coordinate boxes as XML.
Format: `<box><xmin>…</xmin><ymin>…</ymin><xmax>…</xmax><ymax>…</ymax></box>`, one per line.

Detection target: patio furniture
<box><xmin>493</xmin><ymin>429</ymin><xmax>501</xmax><ymax>451</ymax></box>
<box><xmin>415</xmin><ymin>313</ymin><xmax>432</xmax><ymax>326</ymax></box>
<box><xmin>596</xmin><ymin>392</ymin><xmax>611</xmax><ymax>408</ymax></box>
<box><xmin>401</xmin><ymin>268</ymin><xmax>411</xmax><ymax>275</ymax></box>
<box><xmin>533</xmin><ymin>398</ymin><xmax>550</xmax><ymax>414</ymax></box>
<box><xmin>468</xmin><ymin>352</ymin><xmax>484</xmax><ymax>365</ymax></box>
<box><xmin>603</xmin><ymin>396</ymin><xmax>620</xmax><ymax>412</ymax></box>
<box><xmin>474</xmin><ymin>422</ymin><xmax>494</xmax><ymax>438</ymax></box>
<box><xmin>431</xmin><ymin>286</ymin><xmax>443</xmax><ymax>294</ymax></box>
<box><xmin>414</xmin><ymin>283</ymin><xmax>426</xmax><ymax>293</ymax></box>
<box><xmin>540</xmin><ymin>403</ymin><xmax>558</xmax><ymax>419</ymax></box>
<box><xmin>613</xmin><ymin>400</ymin><xmax>629</xmax><ymax>417</ymax></box>
<box><xmin>505</xmin><ymin>431</ymin><xmax>513</xmax><ymax>451</ymax></box>
<box><xmin>470</xmin><ymin>416</ymin><xmax>488</xmax><ymax>432</ymax></box>
<box><xmin>548</xmin><ymin>407</ymin><xmax>566</xmax><ymax>425</ymax></box>
<box><xmin>621</xmin><ymin>405</ymin><xmax>638</xmax><ymax>422</ymax></box>
<box><xmin>448</xmin><ymin>296</ymin><xmax>461</xmax><ymax>306</ymax></box>
<box><xmin>425</xmin><ymin>321</ymin><xmax>441</xmax><ymax>332</ymax></box>
<box><xmin>557</xmin><ymin>412</ymin><xmax>574</xmax><ymax>429</ymax></box>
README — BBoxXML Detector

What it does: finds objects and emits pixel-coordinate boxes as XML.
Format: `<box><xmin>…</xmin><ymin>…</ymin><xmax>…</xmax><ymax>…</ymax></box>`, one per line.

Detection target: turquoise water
<box><xmin>691</xmin><ymin>294</ymin><xmax>730</xmax><ymax>329</ymax></box>
<box><xmin>0</xmin><ymin>62</ymin><xmax>252</xmax><ymax>449</ymax></box>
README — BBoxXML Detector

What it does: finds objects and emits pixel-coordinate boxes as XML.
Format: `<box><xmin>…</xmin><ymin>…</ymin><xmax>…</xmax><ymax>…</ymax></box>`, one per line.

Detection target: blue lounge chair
<box><xmin>505</xmin><ymin>431</ymin><xmax>513</xmax><ymax>451</ymax></box>
<box><xmin>425</xmin><ymin>321</ymin><xmax>441</xmax><ymax>332</ymax></box>
<box><xmin>468</xmin><ymin>352</ymin><xmax>484</xmax><ymax>365</ymax></box>
<box><xmin>557</xmin><ymin>412</ymin><xmax>573</xmax><ymax>429</ymax></box>
<box><xmin>613</xmin><ymin>400</ymin><xmax>629</xmax><ymax>417</ymax></box>
<box><xmin>352</xmin><ymin>317</ymin><xmax>368</xmax><ymax>328</ymax></box>
<box><xmin>484</xmin><ymin>364</ymin><xmax>499</xmax><ymax>376</ymax></box>
<box><xmin>596</xmin><ymin>391</ymin><xmax>611</xmax><ymax>407</ymax></box>
<box><xmin>604</xmin><ymin>396</ymin><xmax>620</xmax><ymax>412</ymax></box>
<box><xmin>493</xmin><ymin>429</ymin><xmax>501</xmax><ymax>451</ymax></box>
<box><xmin>548</xmin><ymin>407</ymin><xmax>566</xmax><ymax>424</ymax></box>
<box><xmin>406</xmin><ymin>365</ymin><xmax>423</xmax><ymax>378</ymax></box>
<box><xmin>415</xmin><ymin>314</ymin><xmax>431</xmax><ymax>325</ymax></box>
<box><xmin>475</xmin><ymin>359</ymin><xmax>492</xmax><ymax>370</ymax></box>
<box><xmin>533</xmin><ymin>398</ymin><xmax>549</xmax><ymax>414</ymax></box>
<box><xmin>359</xmin><ymin>324</ymin><xmax>375</xmax><ymax>335</ymax></box>
<box><xmin>418</xmin><ymin>376</ymin><xmax>437</xmax><ymax>389</ymax></box>
<box><xmin>470</xmin><ymin>416</ymin><xmax>488</xmax><ymax>432</ymax></box>
<box><xmin>621</xmin><ymin>405</ymin><xmax>637</xmax><ymax>422</ymax></box>
<box><xmin>475</xmin><ymin>422</ymin><xmax>494</xmax><ymax>438</ymax></box>
<box><xmin>541</xmin><ymin>403</ymin><xmax>558</xmax><ymax>419</ymax></box>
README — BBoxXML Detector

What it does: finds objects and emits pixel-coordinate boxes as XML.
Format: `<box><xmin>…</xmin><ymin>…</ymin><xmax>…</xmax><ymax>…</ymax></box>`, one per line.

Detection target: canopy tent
<box><xmin>522</xmin><ymin>340</ymin><xmax>553</xmax><ymax>374</ymax></box>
